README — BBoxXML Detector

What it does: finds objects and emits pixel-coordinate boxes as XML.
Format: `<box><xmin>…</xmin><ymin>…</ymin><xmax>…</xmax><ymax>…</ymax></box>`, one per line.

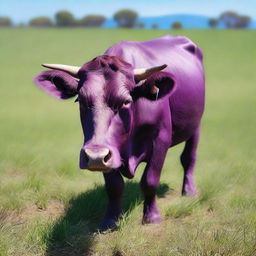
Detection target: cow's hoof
<box><xmin>99</xmin><ymin>218</ymin><xmax>117</xmax><ymax>232</ymax></box>
<box><xmin>182</xmin><ymin>189</ymin><xmax>199</xmax><ymax>197</ymax></box>
<box><xmin>182</xmin><ymin>184</ymin><xmax>199</xmax><ymax>197</ymax></box>
<box><xmin>142</xmin><ymin>212</ymin><xmax>161</xmax><ymax>224</ymax></box>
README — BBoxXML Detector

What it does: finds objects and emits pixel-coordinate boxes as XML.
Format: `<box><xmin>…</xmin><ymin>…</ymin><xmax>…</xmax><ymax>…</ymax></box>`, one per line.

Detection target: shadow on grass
<box><xmin>45</xmin><ymin>181</ymin><xmax>170</xmax><ymax>256</ymax></box>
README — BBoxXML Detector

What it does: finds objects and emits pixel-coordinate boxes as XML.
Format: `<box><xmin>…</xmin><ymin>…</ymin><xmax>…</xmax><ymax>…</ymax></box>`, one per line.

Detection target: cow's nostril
<box><xmin>103</xmin><ymin>150</ymin><xmax>112</xmax><ymax>163</ymax></box>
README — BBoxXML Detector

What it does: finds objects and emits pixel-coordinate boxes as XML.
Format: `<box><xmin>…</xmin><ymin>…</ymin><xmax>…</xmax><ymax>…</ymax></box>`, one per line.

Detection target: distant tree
<box><xmin>219</xmin><ymin>11</ymin><xmax>239</xmax><ymax>28</ymax></box>
<box><xmin>219</xmin><ymin>11</ymin><xmax>251</xmax><ymax>29</ymax></box>
<box><xmin>113</xmin><ymin>9</ymin><xmax>138</xmax><ymax>28</ymax></box>
<box><xmin>137</xmin><ymin>22</ymin><xmax>145</xmax><ymax>29</ymax></box>
<box><xmin>29</xmin><ymin>17</ymin><xmax>53</xmax><ymax>27</ymax></box>
<box><xmin>208</xmin><ymin>18</ymin><xmax>218</xmax><ymax>29</ymax></box>
<box><xmin>79</xmin><ymin>15</ymin><xmax>106</xmax><ymax>27</ymax></box>
<box><xmin>55</xmin><ymin>10</ymin><xmax>75</xmax><ymax>27</ymax></box>
<box><xmin>151</xmin><ymin>23</ymin><xmax>158</xmax><ymax>29</ymax></box>
<box><xmin>237</xmin><ymin>15</ymin><xmax>251</xmax><ymax>28</ymax></box>
<box><xmin>0</xmin><ymin>17</ymin><xmax>12</xmax><ymax>27</ymax></box>
<box><xmin>172</xmin><ymin>21</ymin><xmax>183</xmax><ymax>29</ymax></box>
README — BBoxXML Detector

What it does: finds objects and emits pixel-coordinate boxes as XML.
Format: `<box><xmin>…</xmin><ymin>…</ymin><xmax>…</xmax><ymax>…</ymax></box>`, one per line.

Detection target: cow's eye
<box><xmin>122</xmin><ymin>100</ymin><xmax>132</xmax><ymax>107</ymax></box>
<box><xmin>86</xmin><ymin>103</ymin><xmax>93</xmax><ymax>109</ymax></box>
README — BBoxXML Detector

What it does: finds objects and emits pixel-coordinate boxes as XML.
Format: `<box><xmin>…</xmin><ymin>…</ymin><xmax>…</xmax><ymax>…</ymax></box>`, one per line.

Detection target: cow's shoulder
<box><xmin>153</xmin><ymin>34</ymin><xmax>203</xmax><ymax>61</ymax></box>
<box><xmin>172</xmin><ymin>35</ymin><xmax>203</xmax><ymax>61</ymax></box>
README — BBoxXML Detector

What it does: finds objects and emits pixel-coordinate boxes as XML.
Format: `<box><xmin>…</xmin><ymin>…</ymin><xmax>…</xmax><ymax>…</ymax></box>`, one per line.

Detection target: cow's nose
<box><xmin>84</xmin><ymin>147</ymin><xmax>112</xmax><ymax>170</ymax></box>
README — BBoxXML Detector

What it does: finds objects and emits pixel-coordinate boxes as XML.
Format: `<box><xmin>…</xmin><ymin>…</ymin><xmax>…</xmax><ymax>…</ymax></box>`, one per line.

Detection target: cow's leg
<box><xmin>180</xmin><ymin>127</ymin><xmax>200</xmax><ymax>196</ymax></box>
<box><xmin>101</xmin><ymin>170</ymin><xmax>124</xmax><ymax>230</ymax></box>
<box><xmin>140</xmin><ymin>141</ymin><xmax>168</xmax><ymax>224</ymax></box>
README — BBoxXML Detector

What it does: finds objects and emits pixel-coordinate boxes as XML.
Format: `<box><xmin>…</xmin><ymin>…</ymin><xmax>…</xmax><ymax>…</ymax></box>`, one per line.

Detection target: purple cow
<box><xmin>35</xmin><ymin>34</ymin><xmax>205</xmax><ymax>229</ymax></box>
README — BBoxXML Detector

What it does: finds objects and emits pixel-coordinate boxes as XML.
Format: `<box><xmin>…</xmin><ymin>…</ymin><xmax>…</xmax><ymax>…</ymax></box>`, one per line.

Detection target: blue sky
<box><xmin>1</xmin><ymin>0</ymin><xmax>256</xmax><ymax>24</ymax></box>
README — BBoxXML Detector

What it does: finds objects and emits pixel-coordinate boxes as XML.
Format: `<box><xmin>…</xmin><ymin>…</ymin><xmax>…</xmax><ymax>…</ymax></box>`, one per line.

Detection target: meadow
<box><xmin>0</xmin><ymin>28</ymin><xmax>255</xmax><ymax>256</ymax></box>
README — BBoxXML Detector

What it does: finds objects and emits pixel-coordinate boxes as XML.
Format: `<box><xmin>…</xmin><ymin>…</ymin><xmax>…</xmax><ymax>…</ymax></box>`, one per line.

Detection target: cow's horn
<box><xmin>42</xmin><ymin>64</ymin><xmax>80</xmax><ymax>77</ymax></box>
<box><xmin>134</xmin><ymin>64</ymin><xmax>168</xmax><ymax>81</ymax></box>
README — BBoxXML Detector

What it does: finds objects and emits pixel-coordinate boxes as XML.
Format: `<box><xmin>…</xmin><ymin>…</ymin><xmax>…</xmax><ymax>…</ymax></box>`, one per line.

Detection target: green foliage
<box><xmin>113</xmin><ymin>9</ymin><xmax>138</xmax><ymax>28</ymax></box>
<box><xmin>137</xmin><ymin>22</ymin><xmax>145</xmax><ymax>29</ymax></box>
<box><xmin>172</xmin><ymin>21</ymin><xmax>183</xmax><ymax>29</ymax></box>
<box><xmin>55</xmin><ymin>10</ymin><xmax>75</xmax><ymax>27</ymax></box>
<box><xmin>0</xmin><ymin>28</ymin><xmax>256</xmax><ymax>256</ymax></box>
<box><xmin>208</xmin><ymin>18</ymin><xmax>218</xmax><ymax>29</ymax></box>
<box><xmin>237</xmin><ymin>15</ymin><xmax>251</xmax><ymax>28</ymax></box>
<box><xmin>0</xmin><ymin>17</ymin><xmax>12</xmax><ymax>27</ymax></box>
<box><xmin>151</xmin><ymin>23</ymin><xmax>158</xmax><ymax>29</ymax></box>
<box><xmin>29</xmin><ymin>17</ymin><xmax>53</xmax><ymax>27</ymax></box>
<box><xmin>78</xmin><ymin>15</ymin><xmax>106</xmax><ymax>27</ymax></box>
<box><xmin>219</xmin><ymin>11</ymin><xmax>251</xmax><ymax>28</ymax></box>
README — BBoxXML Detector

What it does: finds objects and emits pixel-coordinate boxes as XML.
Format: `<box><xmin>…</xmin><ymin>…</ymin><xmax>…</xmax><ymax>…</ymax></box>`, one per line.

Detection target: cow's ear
<box><xmin>132</xmin><ymin>72</ymin><xmax>176</xmax><ymax>101</ymax></box>
<box><xmin>34</xmin><ymin>70</ymin><xmax>79</xmax><ymax>99</ymax></box>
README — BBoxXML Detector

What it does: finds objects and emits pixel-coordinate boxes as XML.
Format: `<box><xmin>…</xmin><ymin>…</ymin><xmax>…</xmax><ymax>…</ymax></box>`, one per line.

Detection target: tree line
<box><xmin>0</xmin><ymin>9</ymin><xmax>138</xmax><ymax>28</ymax></box>
<box><xmin>209</xmin><ymin>11</ymin><xmax>251</xmax><ymax>29</ymax></box>
<box><xmin>0</xmin><ymin>9</ymin><xmax>252</xmax><ymax>29</ymax></box>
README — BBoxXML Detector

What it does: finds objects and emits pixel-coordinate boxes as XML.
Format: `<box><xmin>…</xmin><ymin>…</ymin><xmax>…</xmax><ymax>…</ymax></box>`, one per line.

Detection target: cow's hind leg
<box><xmin>140</xmin><ymin>140</ymin><xmax>168</xmax><ymax>224</ymax></box>
<box><xmin>180</xmin><ymin>127</ymin><xmax>200</xmax><ymax>196</ymax></box>
<box><xmin>101</xmin><ymin>170</ymin><xmax>124</xmax><ymax>230</ymax></box>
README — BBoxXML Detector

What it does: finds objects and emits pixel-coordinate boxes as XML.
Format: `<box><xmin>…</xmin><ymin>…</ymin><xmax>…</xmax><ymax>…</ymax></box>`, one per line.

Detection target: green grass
<box><xmin>0</xmin><ymin>28</ymin><xmax>256</xmax><ymax>256</ymax></box>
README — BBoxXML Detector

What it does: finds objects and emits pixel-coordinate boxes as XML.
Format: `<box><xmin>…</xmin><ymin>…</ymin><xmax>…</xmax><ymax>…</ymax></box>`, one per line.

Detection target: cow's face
<box><xmin>35</xmin><ymin>55</ymin><xmax>176</xmax><ymax>172</ymax></box>
<box><xmin>77</xmin><ymin>56</ymin><xmax>135</xmax><ymax>171</ymax></box>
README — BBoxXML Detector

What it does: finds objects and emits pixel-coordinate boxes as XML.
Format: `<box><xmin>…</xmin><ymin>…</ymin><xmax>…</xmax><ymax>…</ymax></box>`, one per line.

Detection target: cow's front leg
<box><xmin>101</xmin><ymin>170</ymin><xmax>124</xmax><ymax>230</ymax></box>
<box><xmin>140</xmin><ymin>141</ymin><xmax>168</xmax><ymax>224</ymax></box>
<box><xmin>180</xmin><ymin>127</ymin><xmax>200</xmax><ymax>196</ymax></box>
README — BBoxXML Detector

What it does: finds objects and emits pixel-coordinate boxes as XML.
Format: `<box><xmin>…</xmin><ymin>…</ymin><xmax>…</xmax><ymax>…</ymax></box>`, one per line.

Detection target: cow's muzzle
<box><xmin>80</xmin><ymin>147</ymin><xmax>113</xmax><ymax>172</ymax></box>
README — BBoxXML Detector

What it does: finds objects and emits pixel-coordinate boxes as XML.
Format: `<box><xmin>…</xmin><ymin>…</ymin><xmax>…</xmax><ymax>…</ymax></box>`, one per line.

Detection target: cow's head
<box><xmin>35</xmin><ymin>55</ymin><xmax>176</xmax><ymax>172</ymax></box>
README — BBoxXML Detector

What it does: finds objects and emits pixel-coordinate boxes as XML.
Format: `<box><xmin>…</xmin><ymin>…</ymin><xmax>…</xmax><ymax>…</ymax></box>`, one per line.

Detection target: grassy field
<box><xmin>0</xmin><ymin>28</ymin><xmax>256</xmax><ymax>256</ymax></box>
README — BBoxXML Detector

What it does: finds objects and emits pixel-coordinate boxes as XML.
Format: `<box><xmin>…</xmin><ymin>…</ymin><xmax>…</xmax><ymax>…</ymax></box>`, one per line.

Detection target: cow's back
<box><xmin>106</xmin><ymin>34</ymin><xmax>205</xmax><ymax>146</ymax></box>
